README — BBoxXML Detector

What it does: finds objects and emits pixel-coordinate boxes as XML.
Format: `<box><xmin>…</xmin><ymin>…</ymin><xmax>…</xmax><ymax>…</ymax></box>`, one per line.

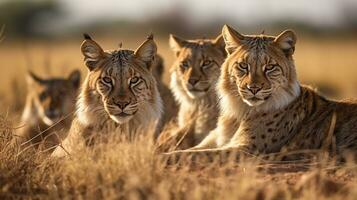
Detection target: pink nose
<box><xmin>188</xmin><ymin>78</ymin><xmax>199</xmax><ymax>86</ymax></box>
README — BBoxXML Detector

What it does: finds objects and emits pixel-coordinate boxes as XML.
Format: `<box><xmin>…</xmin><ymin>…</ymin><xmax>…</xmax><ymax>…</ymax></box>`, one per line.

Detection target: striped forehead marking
<box><xmin>108</xmin><ymin>50</ymin><xmax>134</xmax><ymax>77</ymax></box>
<box><xmin>244</xmin><ymin>37</ymin><xmax>270</xmax><ymax>68</ymax></box>
<box><xmin>183</xmin><ymin>41</ymin><xmax>213</xmax><ymax>60</ymax></box>
<box><xmin>110</xmin><ymin>50</ymin><xmax>133</xmax><ymax>67</ymax></box>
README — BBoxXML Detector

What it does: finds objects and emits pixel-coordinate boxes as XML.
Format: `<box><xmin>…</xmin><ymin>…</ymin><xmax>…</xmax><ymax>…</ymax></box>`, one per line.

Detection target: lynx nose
<box><xmin>247</xmin><ymin>84</ymin><xmax>262</xmax><ymax>95</ymax></box>
<box><xmin>114</xmin><ymin>100</ymin><xmax>130</xmax><ymax>110</ymax></box>
<box><xmin>188</xmin><ymin>78</ymin><xmax>199</xmax><ymax>86</ymax></box>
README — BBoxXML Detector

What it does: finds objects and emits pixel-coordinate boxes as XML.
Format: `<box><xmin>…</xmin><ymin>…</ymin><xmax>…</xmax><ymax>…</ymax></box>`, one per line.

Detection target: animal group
<box><xmin>12</xmin><ymin>25</ymin><xmax>357</xmax><ymax>161</ymax></box>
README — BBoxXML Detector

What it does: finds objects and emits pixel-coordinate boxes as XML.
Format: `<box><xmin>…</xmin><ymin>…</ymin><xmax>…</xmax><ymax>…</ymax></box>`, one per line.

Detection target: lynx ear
<box><xmin>26</xmin><ymin>70</ymin><xmax>44</xmax><ymax>85</ymax></box>
<box><xmin>134</xmin><ymin>34</ymin><xmax>157</xmax><ymax>69</ymax></box>
<box><xmin>221</xmin><ymin>25</ymin><xmax>245</xmax><ymax>55</ymax></box>
<box><xmin>80</xmin><ymin>33</ymin><xmax>105</xmax><ymax>71</ymax></box>
<box><xmin>213</xmin><ymin>34</ymin><xmax>226</xmax><ymax>55</ymax></box>
<box><xmin>169</xmin><ymin>34</ymin><xmax>189</xmax><ymax>57</ymax></box>
<box><xmin>274</xmin><ymin>30</ymin><xmax>297</xmax><ymax>57</ymax></box>
<box><xmin>68</xmin><ymin>70</ymin><xmax>81</xmax><ymax>88</ymax></box>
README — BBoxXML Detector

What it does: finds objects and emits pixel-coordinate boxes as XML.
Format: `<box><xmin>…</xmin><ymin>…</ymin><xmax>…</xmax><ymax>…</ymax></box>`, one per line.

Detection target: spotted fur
<box><xmin>166</xmin><ymin>25</ymin><xmax>357</xmax><ymax>162</ymax></box>
<box><xmin>52</xmin><ymin>34</ymin><xmax>162</xmax><ymax>157</ymax></box>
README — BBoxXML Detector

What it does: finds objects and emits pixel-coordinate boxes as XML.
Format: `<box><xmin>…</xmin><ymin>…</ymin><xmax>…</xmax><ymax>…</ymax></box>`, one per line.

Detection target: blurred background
<box><xmin>0</xmin><ymin>0</ymin><xmax>357</xmax><ymax>116</ymax></box>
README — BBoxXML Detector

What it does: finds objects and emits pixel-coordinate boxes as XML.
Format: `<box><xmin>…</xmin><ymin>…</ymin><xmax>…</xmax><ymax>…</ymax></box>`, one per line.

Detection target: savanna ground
<box><xmin>0</xmin><ymin>34</ymin><xmax>357</xmax><ymax>199</ymax></box>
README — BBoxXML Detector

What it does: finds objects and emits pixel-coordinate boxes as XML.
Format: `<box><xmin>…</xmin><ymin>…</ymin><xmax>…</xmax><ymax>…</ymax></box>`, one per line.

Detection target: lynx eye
<box><xmin>237</xmin><ymin>62</ymin><xmax>249</xmax><ymax>70</ymax></box>
<box><xmin>39</xmin><ymin>91</ymin><xmax>48</xmax><ymax>101</ymax></box>
<box><xmin>180</xmin><ymin>61</ymin><xmax>189</xmax><ymax>69</ymax></box>
<box><xmin>202</xmin><ymin>60</ymin><xmax>212</xmax><ymax>67</ymax></box>
<box><xmin>103</xmin><ymin>77</ymin><xmax>112</xmax><ymax>84</ymax></box>
<box><xmin>130</xmin><ymin>76</ymin><xmax>140</xmax><ymax>84</ymax></box>
<box><xmin>265</xmin><ymin>64</ymin><xmax>277</xmax><ymax>72</ymax></box>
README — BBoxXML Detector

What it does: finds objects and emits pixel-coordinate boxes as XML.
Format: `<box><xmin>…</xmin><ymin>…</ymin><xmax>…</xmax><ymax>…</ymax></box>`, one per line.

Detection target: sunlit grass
<box><xmin>0</xmin><ymin>35</ymin><xmax>357</xmax><ymax>199</ymax></box>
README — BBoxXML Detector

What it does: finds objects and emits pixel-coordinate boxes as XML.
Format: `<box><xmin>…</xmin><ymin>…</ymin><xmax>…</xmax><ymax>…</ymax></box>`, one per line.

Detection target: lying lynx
<box><xmin>166</xmin><ymin>25</ymin><xmax>357</xmax><ymax>161</ymax></box>
<box><xmin>52</xmin><ymin>34</ymin><xmax>162</xmax><ymax>157</ymax></box>
<box><xmin>14</xmin><ymin>70</ymin><xmax>80</xmax><ymax>150</ymax></box>
<box><xmin>157</xmin><ymin>34</ymin><xmax>226</xmax><ymax>151</ymax></box>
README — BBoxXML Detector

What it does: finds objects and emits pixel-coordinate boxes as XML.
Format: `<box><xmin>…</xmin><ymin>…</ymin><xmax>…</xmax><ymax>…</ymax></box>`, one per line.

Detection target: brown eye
<box><xmin>202</xmin><ymin>60</ymin><xmax>212</xmax><ymax>67</ymax></box>
<box><xmin>265</xmin><ymin>64</ymin><xmax>277</xmax><ymax>72</ymax></box>
<box><xmin>103</xmin><ymin>77</ymin><xmax>112</xmax><ymax>84</ymax></box>
<box><xmin>130</xmin><ymin>76</ymin><xmax>139</xmax><ymax>84</ymax></box>
<box><xmin>180</xmin><ymin>61</ymin><xmax>189</xmax><ymax>69</ymax></box>
<box><xmin>237</xmin><ymin>62</ymin><xmax>248</xmax><ymax>70</ymax></box>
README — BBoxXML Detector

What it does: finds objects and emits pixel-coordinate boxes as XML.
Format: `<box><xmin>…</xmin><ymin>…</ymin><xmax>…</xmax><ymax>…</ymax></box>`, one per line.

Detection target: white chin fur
<box><xmin>170</xmin><ymin>72</ymin><xmax>208</xmax><ymax>102</ymax></box>
<box><xmin>109</xmin><ymin>115</ymin><xmax>133</xmax><ymax>124</ymax></box>
<box><xmin>186</xmin><ymin>90</ymin><xmax>206</xmax><ymax>99</ymax></box>
<box><xmin>242</xmin><ymin>98</ymin><xmax>264</xmax><ymax>106</ymax></box>
<box><xmin>247</xmin><ymin>81</ymin><xmax>300</xmax><ymax>112</ymax></box>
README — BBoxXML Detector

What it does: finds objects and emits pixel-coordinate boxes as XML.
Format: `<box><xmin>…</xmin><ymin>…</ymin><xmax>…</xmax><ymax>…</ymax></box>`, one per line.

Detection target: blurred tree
<box><xmin>0</xmin><ymin>25</ymin><xmax>4</xmax><ymax>42</ymax></box>
<box><xmin>341</xmin><ymin>2</ymin><xmax>357</xmax><ymax>31</ymax></box>
<box><xmin>0</xmin><ymin>0</ymin><xmax>60</xmax><ymax>37</ymax></box>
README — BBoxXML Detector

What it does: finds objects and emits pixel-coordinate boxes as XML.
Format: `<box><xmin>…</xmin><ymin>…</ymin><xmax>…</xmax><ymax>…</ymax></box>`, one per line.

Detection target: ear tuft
<box><xmin>147</xmin><ymin>33</ymin><xmax>154</xmax><ymax>40</ymax></box>
<box><xmin>26</xmin><ymin>70</ymin><xmax>44</xmax><ymax>85</ymax></box>
<box><xmin>222</xmin><ymin>24</ymin><xmax>245</xmax><ymax>55</ymax></box>
<box><xmin>81</xmin><ymin>36</ymin><xmax>105</xmax><ymax>71</ymax></box>
<box><xmin>83</xmin><ymin>33</ymin><xmax>92</xmax><ymax>40</ymax></box>
<box><xmin>274</xmin><ymin>29</ymin><xmax>297</xmax><ymax>57</ymax></box>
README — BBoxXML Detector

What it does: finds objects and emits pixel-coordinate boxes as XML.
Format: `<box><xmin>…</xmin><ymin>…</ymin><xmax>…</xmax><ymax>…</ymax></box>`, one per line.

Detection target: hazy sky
<box><xmin>58</xmin><ymin>0</ymin><xmax>357</xmax><ymax>27</ymax></box>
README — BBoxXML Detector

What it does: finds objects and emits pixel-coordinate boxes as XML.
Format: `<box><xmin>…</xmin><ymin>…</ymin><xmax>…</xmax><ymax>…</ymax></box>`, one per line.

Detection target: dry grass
<box><xmin>0</xmin><ymin>34</ymin><xmax>357</xmax><ymax>199</ymax></box>
<box><xmin>0</xmin><ymin>115</ymin><xmax>357</xmax><ymax>199</ymax></box>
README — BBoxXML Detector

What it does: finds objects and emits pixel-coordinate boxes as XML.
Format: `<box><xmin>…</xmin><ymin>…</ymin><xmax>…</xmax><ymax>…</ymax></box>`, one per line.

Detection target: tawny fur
<box><xmin>157</xmin><ymin>34</ymin><xmax>226</xmax><ymax>152</ymax></box>
<box><xmin>166</xmin><ymin>25</ymin><xmax>357</xmax><ymax>161</ymax></box>
<box><xmin>13</xmin><ymin>70</ymin><xmax>80</xmax><ymax>151</ymax></box>
<box><xmin>52</xmin><ymin>35</ymin><xmax>162</xmax><ymax>157</ymax></box>
<box><xmin>152</xmin><ymin>55</ymin><xmax>178</xmax><ymax>137</ymax></box>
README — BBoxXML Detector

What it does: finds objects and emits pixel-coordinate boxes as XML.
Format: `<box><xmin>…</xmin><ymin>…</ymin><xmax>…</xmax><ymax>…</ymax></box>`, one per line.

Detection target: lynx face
<box><xmin>221</xmin><ymin>25</ymin><xmax>300</xmax><ymax>110</ymax></box>
<box><xmin>80</xmin><ymin>34</ymin><xmax>159</xmax><ymax>124</ymax></box>
<box><xmin>169</xmin><ymin>34</ymin><xmax>226</xmax><ymax>99</ymax></box>
<box><xmin>27</xmin><ymin>70</ymin><xmax>80</xmax><ymax>126</ymax></box>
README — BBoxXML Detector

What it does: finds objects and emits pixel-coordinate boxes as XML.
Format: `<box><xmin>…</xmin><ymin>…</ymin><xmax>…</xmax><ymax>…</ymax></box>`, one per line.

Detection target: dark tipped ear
<box><xmin>134</xmin><ymin>34</ymin><xmax>157</xmax><ymax>69</ymax></box>
<box><xmin>169</xmin><ymin>34</ymin><xmax>188</xmax><ymax>57</ymax></box>
<box><xmin>274</xmin><ymin>30</ymin><xmax>297</xmax><ymax>57</ymax></box>
<box><xmin>80</xmin><ymin>33</ymin><xmax>105</xmax><ymax>71</ymax></box>
<box><xmin>26</xmin><ymin>70</ymin><xmax>44</xmax><ymax>85</ymax></box>
<box><xmin>212</xmin><ymin>34</ymin><xmax>226</xmax><ymax>55</ymax></box>
<box><xmin>68</xmin><ymin>70</ymin><xmax>81</xmax><ymax>88</ymax></box>
<box><xmin>221</xmin><ymin>25</ymin><xmax>245</xmax><ymax>55</ymax></box>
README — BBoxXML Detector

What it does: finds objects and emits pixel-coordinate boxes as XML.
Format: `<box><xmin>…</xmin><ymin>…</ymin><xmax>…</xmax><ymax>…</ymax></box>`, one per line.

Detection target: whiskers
<box><xmin>127</xmin><ymin>103</ymin><xmax>138</xmax><ymax>109</ymax></box>
<box><xmin>105</xmin><ymin>102</ymin><xmax>138</xmax><ymax>116</ymax></box>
